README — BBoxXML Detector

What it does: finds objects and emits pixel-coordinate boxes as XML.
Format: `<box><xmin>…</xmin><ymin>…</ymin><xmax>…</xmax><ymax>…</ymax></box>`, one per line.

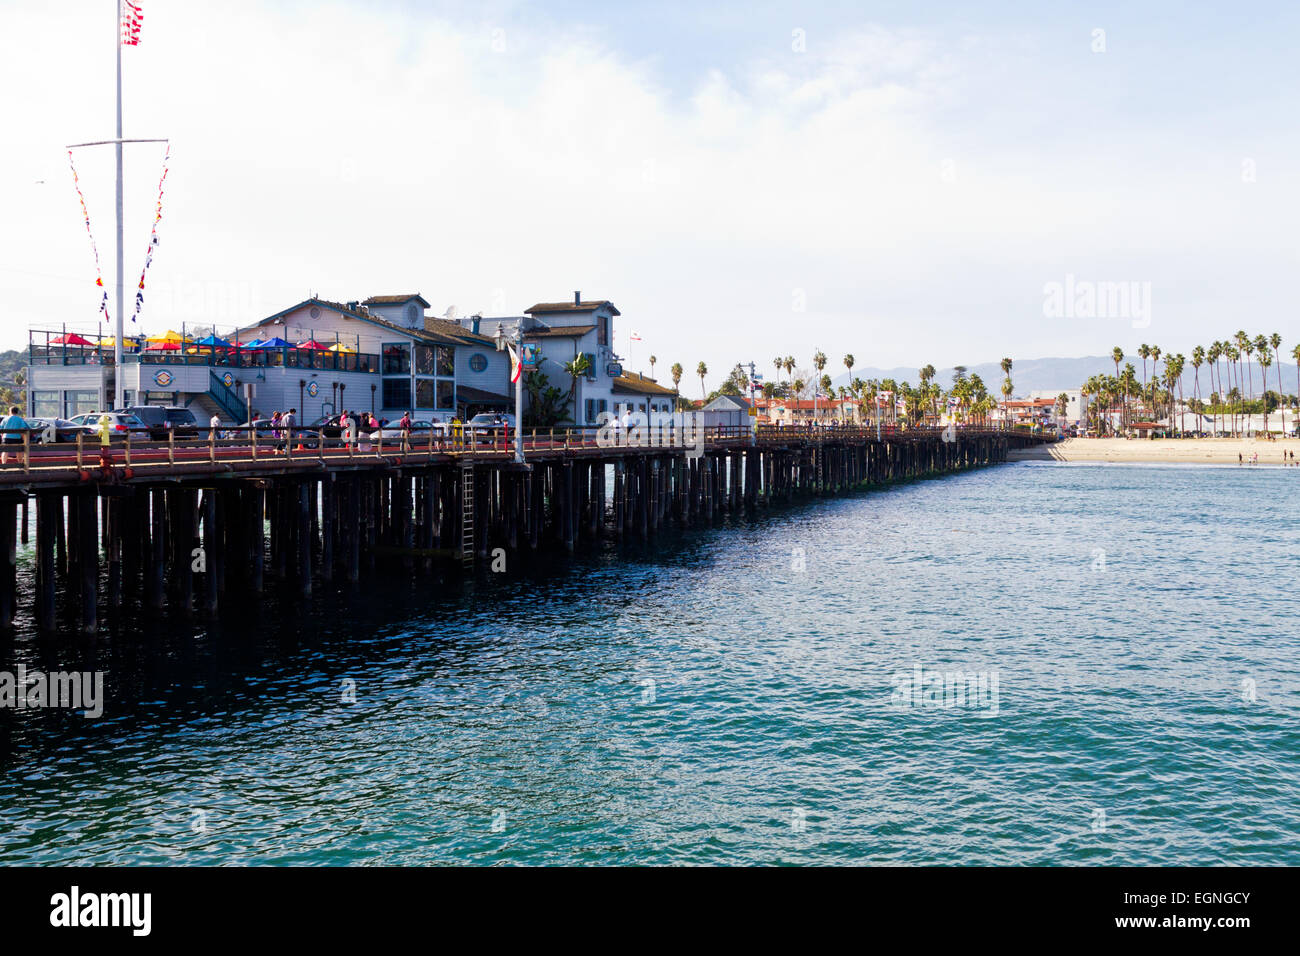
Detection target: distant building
<box><xmin>1027</xmin><ymin>388</ymin><xmax>1088</xmax><ymax>424</ymax></box>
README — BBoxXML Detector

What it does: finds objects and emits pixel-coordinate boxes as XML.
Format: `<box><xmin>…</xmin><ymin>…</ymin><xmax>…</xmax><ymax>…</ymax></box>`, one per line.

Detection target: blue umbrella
<box><xmin>240</xmin><ymin>339</ymin><xmax>264</xmax><ymax>349</ymax></box>
<box><xmin>194</xmin><ymin>333</ymin><xmax>231</xmax><ymax>347</ymax></box>
<box><xmin>252</xmin><ymin>336</ymin><xmax>290</xmax><ymax>349</ymax></box>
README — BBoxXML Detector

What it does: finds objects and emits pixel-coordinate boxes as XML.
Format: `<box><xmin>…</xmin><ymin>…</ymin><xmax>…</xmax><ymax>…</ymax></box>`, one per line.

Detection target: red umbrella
<box><xmin>50</xmin><ymin>333</ymin><xmax>95</xmax><ymax>346</ymax></box>
<box><xmin>296</xmin><ymin>340</ymin><xmax>332</xmax><ymax>350</ymax></box>
<box><xmin>143</xmin><ymin>340</ymin><xmax>181</xmax><ymax>351</ymax></box>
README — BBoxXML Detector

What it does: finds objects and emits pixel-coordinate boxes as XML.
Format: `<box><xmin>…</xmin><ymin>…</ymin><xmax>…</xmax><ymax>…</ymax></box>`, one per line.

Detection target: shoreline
<box><xmin>1008</xmin><ymin>437</ymin><xmax>1300</xmax><ymax>465</ymax></box>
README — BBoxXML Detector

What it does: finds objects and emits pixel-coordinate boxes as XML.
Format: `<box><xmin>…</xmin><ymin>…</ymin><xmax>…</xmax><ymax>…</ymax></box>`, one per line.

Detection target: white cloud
<box><xmin>1</xmin><ymin>2</ymin><xmax>1296</xmax><ymax>387</ymax></box>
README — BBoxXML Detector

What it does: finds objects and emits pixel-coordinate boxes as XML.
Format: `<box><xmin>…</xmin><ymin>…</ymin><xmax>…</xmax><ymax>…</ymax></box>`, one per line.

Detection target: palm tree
<box><xmin>1258</xmin><ymin>345</ymin><xmax>1274</xmax><ymax>434</ymax></box>
<box><xmin>1292</xmin><ymin>344</ymin><xmax>1300</xmax><ymax>435</ymax></box>
<box><xmin>648</xmin><ymin>355</ymin><xmax>657</xmax><ymax>380</ymax></box>
<box><xmin>696</xmin><ymin>362</ymin><xmax>708</xmax><ymax>401</ymax></box>
<box><xmin>812</xmin><ymin>350</ymin><xmax>827</xmax><ymax>421</ymax></box>
<box><xmin>670</xmin><ymin>362</ymin><xmax>683</xmax><ymax>407</ymax></box>
<box><xmin>843</xmin><ymin>353</ymin><xmax>855</xmax><ymax>384</ymax></box>
<box><xmin>561</xmin><ymin>353</ymin><xmax>593</xmax><ymax>422</ymax></box>
<box><xmin>1191</xmin><ymin>345</ymin><xmax>1205</xmax><ymax>432</ymax></box>
<box><xmin>999</xmin><ymin>357</ymin><xmax>1013</xmax><ymax>425</ymax></box>
<box><xmin>774</xmin><ymin>356</ymin><xmax>784</xmax><ymax>384</ymax></box>
<box><xmin>783</xmin><ymin>356</ymin><xmax>796</xmax><ymax>383</ymax></box>
<box><xmin>1111</xmin><ymin>347</ymin><xmax>1124</xmax><ymax>431</ymax></box>
<box><xmin>1270</xmin><ymin>333</ymin><xmax>1283</xmax><ymax>430</ymax></box>
<box><xmin>1225</xmin><ymin>344</ymin><xmax>1241</xmax><ymax>435</ymax></box>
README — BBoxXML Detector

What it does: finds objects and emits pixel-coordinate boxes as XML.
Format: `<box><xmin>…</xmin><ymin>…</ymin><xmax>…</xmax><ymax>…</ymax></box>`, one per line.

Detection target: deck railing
<box><xmin>0</xmin><ymin>421</ymin><xmax>1019</xmax><ymax>482</ymax></box>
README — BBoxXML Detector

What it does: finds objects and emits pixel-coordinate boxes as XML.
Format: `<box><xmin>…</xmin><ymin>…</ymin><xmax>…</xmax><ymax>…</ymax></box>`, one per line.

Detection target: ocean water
<box><xmin>0</xmin><ymin>461</ymin><xmax>1296</xmax><ymax>865</ymax></box>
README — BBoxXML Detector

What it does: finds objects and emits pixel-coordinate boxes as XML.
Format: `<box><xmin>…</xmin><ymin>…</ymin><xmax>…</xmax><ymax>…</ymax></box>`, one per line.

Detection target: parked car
<box><xmin>117</xmin><ymin>405</ymin><xmax>200</xmax><ymax>440</ymax></box>
<box><xmin>26</xmin><ymin>417</ymin><xmax>95</xmax><ymax>443</ymax></box>
<box><xmin>66</xmin><ymin>412</ymin><xmax>147</xmax><ymax>442</ymax></box>
<box><xmin>466</xmin><ymin>413</ymin><xmax>517</xmax><ymax>445</ymax></box>
<box><xmin>370</xmin><ymin>419</ymin><xmax>445</xmax><ymax>443</ymax></box>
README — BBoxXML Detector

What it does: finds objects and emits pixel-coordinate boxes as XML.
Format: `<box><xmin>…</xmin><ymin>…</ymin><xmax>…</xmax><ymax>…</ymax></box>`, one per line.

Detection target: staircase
<box><xmin>459</xmin><ymin>464</ymin><xmax>475</xmax><ymax>568</ymax></box>
<box><xmin>206</xmin><ymin>369</ymin><xmax>249</xmax><ymax>423</ymax></box>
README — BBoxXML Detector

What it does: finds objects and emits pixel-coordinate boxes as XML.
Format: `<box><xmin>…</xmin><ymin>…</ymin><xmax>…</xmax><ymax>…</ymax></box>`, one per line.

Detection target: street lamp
<box><xmin>494</xmin><ymin>321</ymin><xmax>526</xmax><ymax>464</ymax></box>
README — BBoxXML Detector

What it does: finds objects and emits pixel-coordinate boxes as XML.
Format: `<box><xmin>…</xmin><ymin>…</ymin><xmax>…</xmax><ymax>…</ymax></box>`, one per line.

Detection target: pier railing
<box><xmin>0</xmin><ymin>421</ymin><xmax>1022</xmax><ymax>485</ymax></box>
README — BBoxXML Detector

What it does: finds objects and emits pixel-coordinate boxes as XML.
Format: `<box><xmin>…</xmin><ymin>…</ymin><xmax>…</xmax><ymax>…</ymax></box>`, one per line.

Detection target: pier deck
<box><xmin>0</xmin><ymin>424</ymin><xmax>1045</xmax><ymax>633</ymax></box>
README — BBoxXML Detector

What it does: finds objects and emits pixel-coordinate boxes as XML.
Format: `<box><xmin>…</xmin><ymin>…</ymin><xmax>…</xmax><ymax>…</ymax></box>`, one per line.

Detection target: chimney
<box><xmin>574</xmin><ymin>290</ymin><xmax>581</xmax><ymax>307</ymax></box>
<box><xmin>471</xmin><ymin>316</ymin><xmax>481</xmax><ymax>334</ymax></box>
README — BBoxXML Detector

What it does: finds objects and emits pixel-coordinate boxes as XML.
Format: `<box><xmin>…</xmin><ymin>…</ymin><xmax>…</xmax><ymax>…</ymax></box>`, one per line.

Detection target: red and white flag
<box><xmin>629</xmin><ymin>331</ymin><xmax>642</xmax><ymax>342</ymax></box>
<box><xmin>508</xmin><ymin>344</ymin><xmax>523</xmax><ymax>383</ymax></box>
<box><xmin>121</xmin><ymin>1</ymin><xmax>143</xmax><ymax>46</ymax></box>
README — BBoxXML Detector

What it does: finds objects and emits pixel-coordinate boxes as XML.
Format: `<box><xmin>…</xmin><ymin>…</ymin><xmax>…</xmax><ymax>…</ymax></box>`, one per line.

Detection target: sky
<box><xmin>2</xmin><ymin>0</ymin><xmax>1298</xmax><ymax>390</ymax></box>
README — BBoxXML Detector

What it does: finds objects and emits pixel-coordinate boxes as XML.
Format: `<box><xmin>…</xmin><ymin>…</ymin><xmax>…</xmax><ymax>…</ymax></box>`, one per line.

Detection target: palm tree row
<box><xmin>1088</xmin><ymin>333</ymin><xmax>1290</xmax><ymax>436</ymax></box>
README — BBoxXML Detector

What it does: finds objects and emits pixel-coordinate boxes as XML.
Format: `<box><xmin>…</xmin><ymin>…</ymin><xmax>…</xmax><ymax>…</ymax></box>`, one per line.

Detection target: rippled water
<box><xmin>0</xmin><ymin>461</ymin><xmax>1296</xmax><ymax>865</ymax></box>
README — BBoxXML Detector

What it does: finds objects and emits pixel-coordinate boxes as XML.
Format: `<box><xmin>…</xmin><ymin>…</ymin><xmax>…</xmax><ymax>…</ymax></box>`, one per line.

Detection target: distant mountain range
<box><xmin>826</xmin><ymin>355</ymin><xmax>1300</xmax><ymax>398</ymax></box>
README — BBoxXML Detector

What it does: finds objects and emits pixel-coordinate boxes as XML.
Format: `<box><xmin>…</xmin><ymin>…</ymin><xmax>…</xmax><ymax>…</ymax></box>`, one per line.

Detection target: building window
<box><xmin>469</xmin><ymin>353</ymin><xmax>487</xmax><ymax>373</ymax></box>
<box><xmin>414</xmin><ymin>344</ymin><xmax>436</xmax><ymax>375</ymax></box>
<box><xmin>382</xmin><ymin>378</ymin><xmax>411</xmax><ymax>409</ymax></box>
<box><xmin>382</xmin><ymin>343</ymin><xmax>410</xmax><ymax>375</ymax></box>
<box><xmin>598</xmin><ymin>316</ymin><xmax>609</xmax><ymax>347</ymax></box>
<box><xmin>437</xmin><ymin>380</ymin><xmax>455</xmax><ymax>410</ymax></box>
<box><xmin>437</xmin><ymin>346</ymin><xmax>454</xmax><ymax>376</ymax></box>
<box><xmin>415</xmin><ymin>378</ymin><xmax>435</xmax><ymax>409</ymax></box>
<box><xmin>31</xmin><ymin>390</ymin><xmax>59</xmax><ymax>418</ymax></box>
<box><xmin>66</xmin><ymin>390</ymin><xmax>100</xmax><ymax>417</ymax></box>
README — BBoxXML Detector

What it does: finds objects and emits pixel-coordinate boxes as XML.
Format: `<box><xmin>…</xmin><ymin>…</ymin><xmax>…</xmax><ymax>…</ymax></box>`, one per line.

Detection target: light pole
<box><xmin>494</xmin><ymin>321</ymin><xmax>526</xmax><ymax>464</ymax></box>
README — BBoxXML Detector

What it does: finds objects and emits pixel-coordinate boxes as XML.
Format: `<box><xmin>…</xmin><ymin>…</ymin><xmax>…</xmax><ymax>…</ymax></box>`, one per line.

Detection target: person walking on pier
<box><xmin>340</xmin><ymin>410</ymin><xmax>355</xmax><ymax>451</ymax></box>
<box><xmin>283</xmin><ymin>408</ymin><xmax>297</xmax><ymax>455</ymax></box>
<box><xmin>0</xmin><ymin>406</ymin><xmax>28</xmax><ymax>466</ymax></box>
<box><xmin>399</xmin><ymin>411</ymin><xmax>412</xmax><ymax>452</ymax></box>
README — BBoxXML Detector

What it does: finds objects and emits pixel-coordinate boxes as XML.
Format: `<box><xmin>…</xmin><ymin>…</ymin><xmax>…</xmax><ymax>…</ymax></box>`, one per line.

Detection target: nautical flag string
<box><xmin>67</xmin><ymin>149</ymin><xmax>111</xmax><ymax>323</ymax></box>
<box><xmin>121</xmin><ymin>1</ymin><xmax>143</xmax><ymax>46</ymax></box>
<box><xmin>130</xmin><ymin>143</ymin><xmax>170</xmax><ymax>323</ymax></box>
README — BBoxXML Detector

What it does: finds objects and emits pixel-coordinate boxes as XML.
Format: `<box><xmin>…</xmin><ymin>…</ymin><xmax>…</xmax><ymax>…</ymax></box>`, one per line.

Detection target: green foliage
<box><xmin>522</xmin><ymin>369</ymin><xmax>568</xmax><ymax>428</ymax></box>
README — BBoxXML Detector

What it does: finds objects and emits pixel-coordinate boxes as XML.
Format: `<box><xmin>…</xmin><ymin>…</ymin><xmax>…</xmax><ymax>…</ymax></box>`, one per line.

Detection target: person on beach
<box><xmin>0</xmin><ymin>406</ymin><xmax>28</xmax><ymax>465</ymax></box>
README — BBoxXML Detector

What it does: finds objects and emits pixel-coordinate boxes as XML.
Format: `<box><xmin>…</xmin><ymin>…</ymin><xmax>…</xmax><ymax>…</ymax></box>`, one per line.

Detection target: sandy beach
<box><xmin>1008</xmin><ymin>437</ymin><xmax>1300</xmax><ymax>465</ymax></box>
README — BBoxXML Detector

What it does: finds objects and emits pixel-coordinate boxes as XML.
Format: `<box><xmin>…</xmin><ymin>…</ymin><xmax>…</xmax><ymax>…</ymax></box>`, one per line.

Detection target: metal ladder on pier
<box><xmin>459</xmin><ymin>464</ymin><xmax>475</xmax><ymax>568</ymax></box>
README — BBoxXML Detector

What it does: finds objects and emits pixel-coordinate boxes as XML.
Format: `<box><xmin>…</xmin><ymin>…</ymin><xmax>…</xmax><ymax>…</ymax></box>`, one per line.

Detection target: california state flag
<box><xmin>508</xmin><ymin>344</ymin><xmax>522</xmax><ymax>383</ymax></box>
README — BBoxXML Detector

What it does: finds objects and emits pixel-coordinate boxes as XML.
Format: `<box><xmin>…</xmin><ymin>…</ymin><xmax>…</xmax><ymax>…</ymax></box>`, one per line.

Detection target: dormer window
<box><xmin>405</xmin><ymin>302</ymin><xmax>420</xmax><ymax>325</ymax></box>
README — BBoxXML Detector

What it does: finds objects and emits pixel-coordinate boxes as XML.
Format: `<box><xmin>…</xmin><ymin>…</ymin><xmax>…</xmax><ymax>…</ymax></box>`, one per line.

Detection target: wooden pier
<box><xmin>0</xmin><ymin>424</ymin><xmax>1039</xmax><ymax>633</ymax></box>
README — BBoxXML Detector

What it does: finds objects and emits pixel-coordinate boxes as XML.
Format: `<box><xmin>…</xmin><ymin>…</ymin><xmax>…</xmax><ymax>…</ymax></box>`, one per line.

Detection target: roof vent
<box><xmin>574</xmin><ymin>290</ymin><xmax>581</xmax><ymax>306</ymax></box>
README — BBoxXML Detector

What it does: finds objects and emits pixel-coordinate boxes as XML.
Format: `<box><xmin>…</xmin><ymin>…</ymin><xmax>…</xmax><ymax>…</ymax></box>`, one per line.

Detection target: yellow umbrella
<box><xmin>328</xmin><ymin>343</ymin><xmax>357</xmax><ymax>353</ymax></box>
<box><xmin>146</xmin><ymin>330</ymin><xmax>191</xmax><ymax>344</ymax></box>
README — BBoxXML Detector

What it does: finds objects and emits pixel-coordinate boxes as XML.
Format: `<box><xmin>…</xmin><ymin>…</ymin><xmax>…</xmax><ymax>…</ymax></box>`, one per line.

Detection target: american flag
<box><xmin>121</xmin><ymin>1</ymin><xmax>143</xmax><ymax>46</ymax></box>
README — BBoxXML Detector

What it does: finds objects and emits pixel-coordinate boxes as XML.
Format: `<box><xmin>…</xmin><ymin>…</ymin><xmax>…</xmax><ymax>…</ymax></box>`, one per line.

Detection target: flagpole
<box><xmin>114</xmin><ymin>0</ymin><xmax>125</xmax><ymax>408</ymax></box>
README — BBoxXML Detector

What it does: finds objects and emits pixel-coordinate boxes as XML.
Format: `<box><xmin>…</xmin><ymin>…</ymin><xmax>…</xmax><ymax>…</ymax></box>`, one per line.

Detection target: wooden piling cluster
<box><xmin>0</xmin><ymin>430</ymin><xmax>1009</xmax><ymax>633</ymax></box>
